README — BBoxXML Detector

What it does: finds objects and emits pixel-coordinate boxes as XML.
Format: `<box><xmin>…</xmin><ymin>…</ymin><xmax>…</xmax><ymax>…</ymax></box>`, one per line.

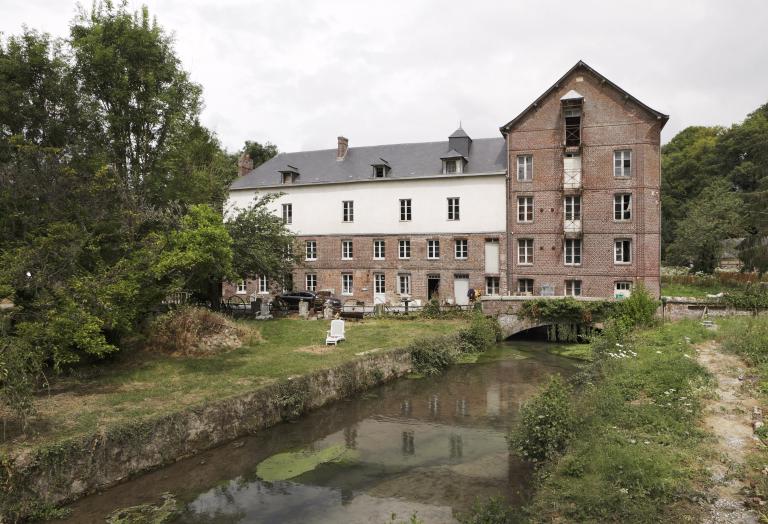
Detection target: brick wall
<box><xmin>506</xmin><ymin>67</ymin><xmax>663</xmax><ymax>298</ymax></box>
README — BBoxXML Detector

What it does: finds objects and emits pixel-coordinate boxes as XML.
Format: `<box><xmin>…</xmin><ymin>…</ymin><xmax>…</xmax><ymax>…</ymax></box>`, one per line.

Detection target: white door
<box><xmin>484</xmin><ymin>240</ymin><xmax>499</xmax><ymax>274</ymax></box>
<box><xmin>454</xmin><ymin>277</ymin><xmax>469</xmax><ymax>306</ymax></box>
<box><xmin>373</xmin><ymin>273</ymin><xmax>386</xmax><ymax>305</ymax></box>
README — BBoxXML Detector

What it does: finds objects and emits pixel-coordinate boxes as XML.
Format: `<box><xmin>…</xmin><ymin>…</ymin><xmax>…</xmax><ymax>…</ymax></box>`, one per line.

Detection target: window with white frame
<box><xmin>517</xmin><ymin>155</ymin><xmax>533</xmax><ymax>181</ymax></box>
<box><xmin>305</xmin><ymin>274</ymin><xmax>317</xmax><ymax>291</ymax></box>
<box><xmin>447</xmin><ymin>197</ymin><xmax>460</xmax><ymax>221</ymax></box>
<box><xmin>615</xmin><ymin>281</ymin><xmax>633</xmax><ymax>298</ymax></box>
<box><xmin>517</xmin><ymin>278</ymin><xmax>534</xmax><ymax>294</ymax></box>
<box><xmin>427</xmin><ymin>239</ymin><xmax>440</xmax><ymax>259</ymax></box>
<box><xmin>342</xmin><ymin>200</ymin><xmax>354</xmax><ymax>222</ymax></box>
<box><xmin>282</xmin><ymin>203</ymin><xmax>292</xmax><ymax>224</ymax></box>
<box><xmin>614</xmin><ymin>150</ymin><xmax>631</xmax><ymax>177</ymax></box>
<box><xmin>517</xmin><ymin>196</ymin><xmax>534</xmax><ymax>222</ymax></box>
<box><xmin>485</xmin><ymin>276</ymin><xmax>500</xmax><ymax>296</ymax></box>
<box><xmin>373</xmin><ymin>240</ymin><xmax>385</xmax><ymax>260</ymax></box>
<box><xmin>400</xmin><ymin>199</ymin><xmax>412</xmax><ymax>221</ymax></box>
<box><xmin>399</xmin><ymin>239</ymin><xmax>411</xmax><ymax>259</ymax></box>
<box><xmin>305</xmin><ymin>240</ymin><xmax>317</xmax><ymax>261</ymax></box>
<box><xmin>398</xmin><ymin>274</ymin><xmax>411</xmax><ymax>295</ymax></box>
<box><xmin>565</xmin><ymin>279</ymin><xmax>582</xmax><ymax>296</ymax></box>
<box><xmin>518</xmin><ymin>238</ymin><xmax>534</xmax><ymax>265</ymax></box>
<box><xmin>373</xmin><ymin>164</ymin><xmax>389</xmax><ymax>178</ymax></box>
<box><xmin>564</xmin><ymin>195</ymin><xmax>581</xmax><ymax>221</ymax></box>
<box><xmin>455</xmin><ymin>239</ymin><xmax>468</xmax><ymax>259</ymax></box>
<box><xmin>236</xmin><ymin>279</ymin><xmax>247</xmax><ymax>294</ymax></box>
<box><xmin>341</xmin><ymin>273</ymin><xmax>353</xmax><ymax>295</ymax></box>
<box><xmin>614</xmin><ymin>239</ymin><xmax>632</xmax><ymax>264</ymax></box>
<box><xmin>374</xmin><ymin>273</ymin><xmax>386</xmax><ymax>294</ymax></box>
<box><xmin>258</xmin><ymin>275</ymin><xmax>268</xmax><ymax>294</ymax></box>
<box><xmin>342</xmin><ymin>239</ymin><xmax>353</xmax><ymax>260</ymax></box>
<box><xmin>444</xmin><ymin>159</ymin><xmax>459</xmax><ymax>174</ymax></box>
<box><xmin>614</xmin><ymin>193</ymin><xmax>631</xmax><ymax>221</ymax></box>
<box><xmin>564</xmin><ymin>238</ymin><xmax>582</xmax><ymax>265</ymax></box>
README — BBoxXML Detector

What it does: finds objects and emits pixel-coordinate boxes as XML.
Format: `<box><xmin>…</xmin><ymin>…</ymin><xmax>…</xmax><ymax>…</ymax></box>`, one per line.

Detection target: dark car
<box><xmin>275</xmin><ymin>291</ymin><xmax>341</xmax><ymax>311</ymax></box>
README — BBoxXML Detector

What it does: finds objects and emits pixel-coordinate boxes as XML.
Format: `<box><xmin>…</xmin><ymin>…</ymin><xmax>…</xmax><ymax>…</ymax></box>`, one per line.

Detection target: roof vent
<box><xmin>337</xmin><ymin>136</ymin><xmax>349</xmax><ymax>161</ymax></box>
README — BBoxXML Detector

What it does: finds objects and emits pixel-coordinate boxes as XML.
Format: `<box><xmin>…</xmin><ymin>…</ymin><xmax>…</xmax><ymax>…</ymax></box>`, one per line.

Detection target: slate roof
<box><xmin>231</xmin><ymin>137</ymin><xmax>506</xmax><ymax>190</ymax></box>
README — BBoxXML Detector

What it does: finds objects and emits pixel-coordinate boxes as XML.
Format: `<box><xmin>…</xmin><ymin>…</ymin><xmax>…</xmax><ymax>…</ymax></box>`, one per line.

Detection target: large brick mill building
<box><xmin>226</xmin><ymin>61</ymin><xmax>667</xmax><ymax>305</ymax></box>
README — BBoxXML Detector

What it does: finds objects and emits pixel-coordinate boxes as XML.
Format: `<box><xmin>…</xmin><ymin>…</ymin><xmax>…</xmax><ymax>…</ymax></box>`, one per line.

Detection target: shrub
<box><xmin>147</xmin><ymin>306</ymin><xmax>253</xmax><ymax>356</ymax></box>
<box><xmin>509</xmin><ymin>374</ymin><xmax>575</xmax><ymax>462</ymax></box>
<box><xmin>420</xmin><ymin>299</ymin><xmax>442</xmax><ymax>318</ymax></box>
<box><xmin>408</xmin><ymin>334</ymin><xmax>460</xmax><ymax>375</ymax></box>
<box><xmin>723</xmin><ymin>284</ymin><xmax>768</xmax><ymax>310</ymax></box>
<box><xmin>458</xmin><ymin>313</ymin><xmax>501</xmax><ymax>353</ymax></box>
<box><xmin>614</xmin><ymin>282</ymin><xmax>659</xmax><ymax>327</ymax></box>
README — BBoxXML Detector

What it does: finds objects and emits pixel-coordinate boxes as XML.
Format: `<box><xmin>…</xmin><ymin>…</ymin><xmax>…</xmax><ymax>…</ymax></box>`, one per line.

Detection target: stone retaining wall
<box><xmin>1</xmin><ymin>349</ymin><xmax>412</xmax><ymax>520</ymax></box>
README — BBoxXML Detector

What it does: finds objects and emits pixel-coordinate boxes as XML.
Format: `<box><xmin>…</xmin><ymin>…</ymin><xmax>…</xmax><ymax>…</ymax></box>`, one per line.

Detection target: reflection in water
<box><xmin>57</xmin><ymin>341</ymin><xmax>577</xmax><ymax>524</ymax></box>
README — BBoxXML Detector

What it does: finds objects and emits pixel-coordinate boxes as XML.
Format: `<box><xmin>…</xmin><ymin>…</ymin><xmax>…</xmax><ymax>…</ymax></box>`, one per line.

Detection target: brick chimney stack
<box><xmin>337</xmin><ymin>136</ymin><xmax>349</xmax><ymax>161</ymax></box>
<box><xmin>237</xmin><ymin>152</ymin><xmax>253</xmax><ymax>177</ymax></box>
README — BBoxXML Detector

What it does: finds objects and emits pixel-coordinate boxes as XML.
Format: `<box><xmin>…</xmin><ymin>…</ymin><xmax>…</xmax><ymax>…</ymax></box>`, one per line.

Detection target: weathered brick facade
<box><xmin>504</xmin><ymin>62</ymin><xmax>665</xmax><ymax>298</ymax></box>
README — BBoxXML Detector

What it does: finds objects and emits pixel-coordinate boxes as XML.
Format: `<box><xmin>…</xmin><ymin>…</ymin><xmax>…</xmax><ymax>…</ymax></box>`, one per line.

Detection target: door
<box><xmin>454</xmin><ymin>276</ymin><xmax>469</xmax><ymax>306</ymax></box>
<box><xmin>373</xmin><ymin>273</ymin><xmax>386</xmax><ymax>305</ymax></box>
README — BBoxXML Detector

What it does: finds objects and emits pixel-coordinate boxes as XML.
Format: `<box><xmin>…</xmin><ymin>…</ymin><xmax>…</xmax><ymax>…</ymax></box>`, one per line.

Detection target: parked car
<box><xmin>274</xmin><ymin>291</ymin><xmax>341</xmax><ymax>311</ymax></box>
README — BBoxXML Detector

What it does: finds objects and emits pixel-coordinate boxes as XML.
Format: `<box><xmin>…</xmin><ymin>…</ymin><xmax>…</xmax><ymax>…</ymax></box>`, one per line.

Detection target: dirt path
<box><xmin>697</xmin><ymin>340</ymin><xmax>761</xmax><ymax>524</ymax></box>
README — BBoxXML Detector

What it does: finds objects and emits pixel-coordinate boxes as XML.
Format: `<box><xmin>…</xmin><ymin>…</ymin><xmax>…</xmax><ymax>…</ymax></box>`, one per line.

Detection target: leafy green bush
<box><xmin>459</xmin><ymin>497</ymin><xmax>517</xmax><ymax>524</ymax></box>
<box><xmin>509</xmin><ymin>374</ymin><xmax>574</xmax><ymax>463</ymax></box>
<box><xmin>614</xmin><ymin>283</ymin><xmax>659</xmax><ymax>327</ymax></box>
<box><xmin>458</xmin><ymin>313</ymin><xmax>501</xmax><ymax>353</ymax></box>
<box><xmin>420</xmin><ymin>299</ymin><xmax>442</xmax><ymax>318</ymax></box>
<box><xmin>408</xmin><ymin>335</ymin><xmax>460</xmax><ymax>375</ymax></box>
<box><xmin>723</xmin><ymin>284</ymin><xmax>768</xmax><ymax>310</ymax></box>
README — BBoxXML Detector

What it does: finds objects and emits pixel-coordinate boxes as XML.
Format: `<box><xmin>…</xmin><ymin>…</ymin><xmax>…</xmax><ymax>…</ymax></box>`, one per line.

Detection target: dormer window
<box><xmin>372</xmin><ymin>159</ymin><xmax>391</xmax><ymax>178</ymax></box>
<box><xmin>560</xmin><ymin>90</ymin><xmax>584</xmax><ymax>148</ymax></box>
<box><xmin>280</xmin><ymin>165</ymin><xmax>299</xmax><ymax>184</ymax></box>
<box><xmin>441</xmin><ymin>151</ymin><xmax>465</xmax><ymax>174</ymax></box>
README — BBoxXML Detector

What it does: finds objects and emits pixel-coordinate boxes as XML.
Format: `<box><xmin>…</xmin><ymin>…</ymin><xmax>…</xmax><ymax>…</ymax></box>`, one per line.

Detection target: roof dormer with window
<box><xmin>371</xmin><ymin>158</ymin><xmax>391</xmax><ymax>178</ymax></box>
<box><xmin>279</xmin><ymin>165</ymin><xmax>300</xmax><ymax>184</ymax></box>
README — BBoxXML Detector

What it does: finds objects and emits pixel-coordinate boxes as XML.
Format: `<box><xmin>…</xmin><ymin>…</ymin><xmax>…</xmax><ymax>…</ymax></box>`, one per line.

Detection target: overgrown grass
<box><xmin>1</xmin><ymin>318</ymin><xmax>467</xmax><ymax>452</ymax></box>
<box><xmin>718</xmin><ymin>315</ymin><xmax>768</xmax><ymax>512</ymax></box>
<box><xmin>522</xmin><ymin>320</ymin><xmax>715</xmax><ymax>523</ymax></box>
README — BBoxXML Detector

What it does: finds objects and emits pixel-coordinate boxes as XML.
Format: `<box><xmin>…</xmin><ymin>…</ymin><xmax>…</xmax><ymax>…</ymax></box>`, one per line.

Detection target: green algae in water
<box><xmin>455</xmin><ymin>353</ymin><xmax>480</xmax><ymax>364</ymax></box>
<box><xmin>256</xmin><ymin>445</ymin><xmax>360</xmax><ymax>481</ymax></box>
<box><xmin>106</xmin><ymin>493</ymin><xmax>179</xmax><ymax>524</ymax></box>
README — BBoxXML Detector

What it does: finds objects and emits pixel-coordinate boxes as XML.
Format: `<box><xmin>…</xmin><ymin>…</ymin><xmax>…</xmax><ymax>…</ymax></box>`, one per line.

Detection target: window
<box><xmin>305</xmin><ymin>274</ymin><xmax>317</xmax><ymax>292</ymax></box>
<box><xmin>281</xmin><ymin>203</ymin><xmax>292</xmax><ymax>224</ymax></box>
<box><xmin>373</xmin><ymin>165</ymin><xmax>388</xmax><ymax>178</ymax></box>
<box><xmin>342</xmin><ymin>200</ymin><xmax>354</xmax><ymax>222</ymax></box>
<box><xmin>445</xmin><ymin>159</ymin><xmax>458</xmax><ymax>174</ymax></box>
<box><xmin>427</xmin><ymin>239</ymin><xmax>440</xmax><ymax>259</ymax></box>
<box><xmin>258</xmin><ymin>275</ymin><xmax>268</xmax><ymax>294</ymax></box>
<box><xmin>614</xmin><ymin>239</ymin><xmax>632</xmax><ymax>264</ymax></box>
<box><xmin>485</xmin><ymin>277</ymin><xmax>500</xmax><ymax>296</ymax></box>
<box><xmin>399</xmin><ymin>239</ymin><xmax>411</xmax><ymax>259</ymax></box>
<box><xmin>236</xmin><ymin>279</ymin><xmax>247</xmax><ymax>294</ymax></box>
<box><xmin>517</xmin><ymin>278</ymin><xmax>534</xmax><ymax>294</ymax></box>
<box><xmin>615</xmin><ymin>281</ymin><xmax>633</xmax><ymax>298</ymax></box>
<box><xmin>374</xmin><ymin>273</ymin><xmax>386</xmax><ymax>294</ymax></box>
<box><xmin>281</xmin><ymin>171</ymin><xmax>298</xmax><ymax>184</ymax></box>
<box><xmin>455</xmin><ymin>239</ymin><xmax>468</xmax><ymax>259</ymax></box>
<box><xmin>564</xmin><ymin>195</ymin><xmax>581</xmax><ymax>221</ymax></box>
<box><xmin>614</xmin><ymin>193</ymin><xmax>631</xmax><ymax>221</ymax></box>
<box><xmin>373</xmin><ymin>240</ymin><xmax>385</xmax><ymax>260</ymax></box>
<box><xmin>517</xmin><ymin>196</ymin><xmax>534</xmax><ymax>222</ymax></box>
<box><xmin>342</xmin><ymin>240</ymin><xmax>353</xmax><ymax>260</ymax></box>
<box><xmin>564</xmin><ymin>239</ymin><xmax>582</xmax><ymax>265</ymax></box>
<box><xmin>283</xmin><ymin>273</ymin><xmax>293</xmax><ymax>293</ymax></box>
<box><xmin>342</xmin><ymin>273</ymin><xmax>353</xmax><ymax>295</ymax></box>
<box><xmin>305</xmin><ymin>240</ymin><xmax>317</xmax><ymax>261</ymax></box>
<box><xmin>564</xmin><ymin>106</ymin><xmax>581</xmax><ymax>146</ymax></box>
<box><xmin>400</xmin><ymin>199</ymin><xmax>412</xmax><ymax>221</ymax></box>
<box><xmin>565</xmin><ymin>279</ymin><xmax>582</xmax><ymax>297</ymax></box>
<box><xmin>517</xmin><ymin>155</ymin><xmax>533</xmax><ymax>181</ymax></box>
<box><xmin>518</xmin><ymin>239</ymin><xmax>533</xmax><ymax>265</ymax></box>
<box><xmin>447</xmin><ymin>197</ymin><xmax>460</xmax><ymax>221</ymax></box>
<box><xmin>614</xmin><ymin>150</ymin><xmax>631</xmax><ymax>177</ymax></box>
<box><xmin>398</xmin><ymin>274</ymin><xmax>411</xmax><ymax>295</ymax></box>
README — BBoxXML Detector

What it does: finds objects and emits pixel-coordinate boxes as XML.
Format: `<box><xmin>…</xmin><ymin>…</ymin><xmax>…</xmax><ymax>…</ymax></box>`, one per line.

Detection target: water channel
<box><xmin>58</xmin><ymin>339</ymin><xmax>580</xmax><ymax>524</ymax></box>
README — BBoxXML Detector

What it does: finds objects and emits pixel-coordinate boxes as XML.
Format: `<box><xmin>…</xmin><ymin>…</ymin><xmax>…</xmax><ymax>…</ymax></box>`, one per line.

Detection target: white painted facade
<box><xmin>227</xmin><ymin>173</ymin><xmax>507</xmax><ymax>236</ymax></box>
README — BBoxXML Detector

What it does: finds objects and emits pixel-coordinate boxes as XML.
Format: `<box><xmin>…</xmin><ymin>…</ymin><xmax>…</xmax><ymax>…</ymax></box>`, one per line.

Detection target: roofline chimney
<box><xmin>237</xmin><ymin>152</ymin><xmax>253</xmax><ymax>177</ymax></box>
<box><xmin>337</xmin><ymin>136</ymin><xmax>349</xmax><ymax>161</ymax></box>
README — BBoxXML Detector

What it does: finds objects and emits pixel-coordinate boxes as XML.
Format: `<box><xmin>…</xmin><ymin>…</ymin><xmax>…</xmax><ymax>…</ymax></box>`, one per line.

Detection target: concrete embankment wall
<box><xmin>2</xmin><ymin>348</ymin><xmax>412</xmax><ymax>519</ymax></box>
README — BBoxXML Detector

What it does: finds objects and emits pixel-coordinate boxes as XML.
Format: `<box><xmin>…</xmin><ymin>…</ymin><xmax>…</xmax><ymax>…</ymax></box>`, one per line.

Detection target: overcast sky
<box><xmin>2</xmin><ymin>0</ymin><xmax>767</xmax><ymax>153</ymax></box>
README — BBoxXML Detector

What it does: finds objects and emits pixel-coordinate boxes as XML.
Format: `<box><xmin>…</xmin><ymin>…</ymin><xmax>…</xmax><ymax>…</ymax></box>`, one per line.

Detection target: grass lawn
<box><xmin>2</xmin><ymin>317</ymin><xmax>467</xmax><ymax>453</ymax></box>
<box><xmin>526</xmin><ymin>320</ymin><xmax>715</xmax><ymax>523</ymax></box>
<box><xmin>660</xmin><ymin>282</ymin><xmax>724</xmax><ymax>298</ymax></box>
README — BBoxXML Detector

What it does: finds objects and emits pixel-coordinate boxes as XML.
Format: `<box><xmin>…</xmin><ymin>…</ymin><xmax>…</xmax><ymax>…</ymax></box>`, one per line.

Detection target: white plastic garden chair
<box><xmin>325</xmin><ymin>319</ymin><xmax>346</xmax><ymax>345</ymax></box>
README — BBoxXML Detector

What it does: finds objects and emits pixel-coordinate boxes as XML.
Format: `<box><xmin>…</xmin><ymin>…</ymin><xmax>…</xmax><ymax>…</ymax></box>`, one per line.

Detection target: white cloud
<box><xmin>2</xmin><ymin>0</ymin><xmax>767</xmax><ymax>152</ymax></box>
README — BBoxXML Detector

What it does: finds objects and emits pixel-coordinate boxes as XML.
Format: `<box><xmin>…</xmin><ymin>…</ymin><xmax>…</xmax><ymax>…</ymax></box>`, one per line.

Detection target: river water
<box><xmin>58</xmin><ymin>340</ymin><xmax>578</xmax><ymax>524</ymax></box>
